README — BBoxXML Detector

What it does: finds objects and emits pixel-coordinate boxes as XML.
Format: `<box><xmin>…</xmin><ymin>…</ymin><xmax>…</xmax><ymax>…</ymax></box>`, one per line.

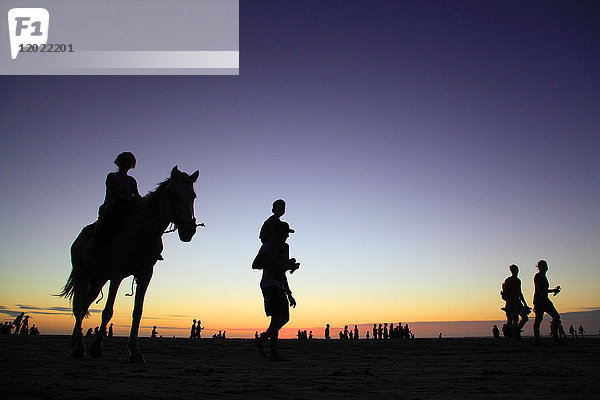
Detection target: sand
<box><xmin>1</xmin><ymin>335</ymin><xmax>598</xmax><ymax>399</ymax></box>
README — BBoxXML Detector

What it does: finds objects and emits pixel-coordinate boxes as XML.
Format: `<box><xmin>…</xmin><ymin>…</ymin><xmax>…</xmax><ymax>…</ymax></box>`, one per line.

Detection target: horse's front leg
<box><xmin>128</xmin><ymin>270</ymin><xmax>153</xmax><ymax>363</ymax></box>
<box><xmin>89</xmin><ymin>279</ymin><xmax>122</xmax><ymax>358</ymax></box>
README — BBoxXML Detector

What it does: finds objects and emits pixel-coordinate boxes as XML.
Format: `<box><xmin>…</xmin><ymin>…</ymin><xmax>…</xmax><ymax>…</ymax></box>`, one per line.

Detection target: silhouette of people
<box><xmin>438</xmin><ymin>333</ymin><xmax>443</xmax><ymax>339</ymax></box>
<box><xmin>372</xmin><ymin>324</ymin><xmax>377</xmax><ymax>340</ymax></box>
<box><xmin>383</xmin><ymin>323</ymin><xmax>389</xmax><ymax>340</ymax></box>
<box><xmin>325</xmin><ymin>324</ymin><xmax>331</xmax><ymax>340</ymax></box>
<box><xmin>254</xmin><ymin>221</ymin><xmax>300</xmax><ymax>361</ymax></box>
<box><xmin>255</xmin><ymin>331</ymin><xmax>259</xmax><ymax>340</ymax></box>
<box><xmin>2</xmin><ymin>322</ymin><xmax>12</xmax><ymax>334</ymax></box>
<box><xmin>190</xmin><ymin>319</ymin><xmax>196</xmax><ymax>338</ymax></box>
<box><xmin>259</xmin><ymin>199</ymin><xmax>294</xmax><ymax>244</ymax></box>
<box><xmin>354</xmin><ymin>325</ymin><xmax>359</xmax><ymax>340</ymax></box>
<box><xmin>349</xmin><ymin>329</ymin><xmax>353</xmax><ymax>340</ymax></box>
<box><xmin>29</xmin><ymin>324</ymin><xmax>39</xmax><ymax>335</ymax></box>
<box><xmin>309</xmin><ymin>331</ymin><xmax>313</xmax><ymax>339</ymax></box>
<box><xmin>19</xmin><ymin>316</ymin><xmax>30</xmax><ymax>335</ymax></box>
<box><xmin>501</xmin><ymin>264</ymin><xmax>531</xmax><ymax>339</ymax></box>
<box><xmin>557</xmin><ymin>321</ymin><xmax>567</xmax><ymax>339</ymax></box>
<box><xmin>151</xmin><ymin>326</ymin><xmax>158</xmax><ymax>338</ymax></box>
<box><xmin>378</xmin><ymin>324</ymin><xmax>383</xmax><ymax>339</ymax></box>
<box><xmin>569</xmin><ymin>324</ymin><xmax>576</xmax><ymax>338</ymax></box>
<box><xmin>91</xmin><ymin>152</ymin><xmax>142</xmax><ymax>263</ymax></box>
<box><xmin>532</xmin><ymin>260</ymin><xmax>562</xmax><ymax>344</ymax></box>
<box><xmin>343</xmin><ymin>325</ymin><xmax>349</xmax><ymax>340</ymax></box>
<box><xmin>366</xmin><ymin>331</ymin><xmax>370</xmax><ymax>339</ymax></box>
<box><xmin>85</xmin><ymin>328</ymin><xmax>93</xmax><ymax>337</ymax></box>
<box><xmin>196</xmin><ymin>320</ymin><xmax>204</xmax><ymax>338</ymax></box>
<box><xmin>108</xmin><ymin>323</ymin><xmax>113</xmax><ymax>337</ymax></box>
<box><xmin>492</xmin><ymin>325</ymin><xmax>500</xmax><ymax>339</ymax></box>
<box><xmin>578</xmin><ymin>324</ymin><xmax>585</xmax><ymax>338</ymax></box>
<box><xmin>12</xmin><ymin>312</ymin><xmax>24</xmax><ymax>335</ymax></box>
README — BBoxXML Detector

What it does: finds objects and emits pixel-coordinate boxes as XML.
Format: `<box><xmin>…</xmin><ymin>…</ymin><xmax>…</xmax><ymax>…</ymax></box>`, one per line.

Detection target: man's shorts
<box><xmin>534</xmin><ymin>299</ymin><xmax>559</xmax><ymax>318</ymax></box>
<box><xmin>261</xmin><ymin>286</ymin><xmax>289</xmax><ymax>318</ymax></box>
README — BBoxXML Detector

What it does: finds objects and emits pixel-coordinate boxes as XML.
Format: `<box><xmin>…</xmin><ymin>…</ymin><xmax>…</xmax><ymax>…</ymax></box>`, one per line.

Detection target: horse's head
<box><xmin>165</xmin><ymin>166</ymin><xmax>199</xmax><ymax>242</ymax></box>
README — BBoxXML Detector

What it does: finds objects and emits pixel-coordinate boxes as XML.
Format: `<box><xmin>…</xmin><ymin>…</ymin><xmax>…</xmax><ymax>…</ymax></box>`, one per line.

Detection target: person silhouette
<box><xmin>151</xmin><ymin>326</ymin><xmax>158</xmax><ymax>338</ymax></box>
<box><xmin>366</xmin><ymin>331</ymin><xmax>370</xmax><ymax>340</ymax></box>
<box><xmin>492</xmin><ymin>325</ymin><xmax>500</xmax><ymax>339</ymax></box>
<box><xmin>108</xmin><ymin>323</ymin><xmax>113</xmax><ymax>337</ymax></box>
<box><xmin>532</xmin><ymin>260</ymin><xmax>562</xmax><ymax>344</ymax></box>
<box><xmin>578</xmin><ymin>325</ymin><xmax>585</xmax><ymax>338</ymax></box>
<box><xmin>196</xmin><ymin>319</ymin><xmax>204</xmax><ymax>339</ymax></box>
<box><xmin>354</xmin><ymin>325</ymin><xmax>359</xmax><ymax>340</ymax></box>
<box><xmin>325</xmin><ymin>324</ymin><xmax>331</xmax><ymax>340</ymax></box>
<box><xmin>91</xmin><ymin>152</ymin><xmax>143</xmax><ymax>266</ymax></box>
<box><xmin>19</xmin><ymin>316</ymin><xmax>29</xmax><ymax>335</ymax></box>
<box><xmin>378</xmin><ymin>324</ymin><xmax>383</xmax><ymax>339</ymax></box>
<box><xmin>85</xmin><ymin>328</ymin><xmax>93</xmax><ymax>337</ymax></box>
<box><xmin>190</xmin><ymin>320</ymin><xmax>197</xmax><ymax>338</ymax></box>
<box><xmin>12</xmin><ymin>312</ymin><xmax>24</xmax><ymax>335</ymax></box>
<box><xmin>501</xmin><ymin>264</ymin><xmax>531</xmax><ymax>339</ymax></box>
<box><xmin>259</xmin><ymin>199</ymin><xmax>294</xmax><ymax>244</ymax></box>
<box><xmin>383</xmin><ymin>323</ymin><xmax>388</xmax><ymax>340</ymax></box>
<box><xmin>255</xmin><ymin>331</ymin><xmax>259</xmax><ymax>340</ymax></box>
<box><xmin>569</xmin><ymin>324</ymin><xmax>576</xmax><ymax>338</ymax></box>
<box><xmin>343</xmin><ymin>325</ymin><xmax>349</xmax><ymax>340</ymax></box>
<box><xmin>372</xmin><ymin>324</ymin><xmax>377</xmax><ymax>340</ymax></box>
<box><xmin>254</xmin><ymin>221</ymin><xmax>299</xmax><ymax>361</ymax></box>
<box><xmin>309</xmin><ymin>331</ymin><xmax>313</xmax><ymax>340</ymax></box>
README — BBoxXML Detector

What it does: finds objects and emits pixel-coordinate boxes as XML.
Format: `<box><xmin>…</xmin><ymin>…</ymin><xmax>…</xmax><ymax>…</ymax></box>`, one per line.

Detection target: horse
<box><xmin>60</xmin><ymin>166</ymin><xmax>199</xmax><ymax>363</ymax></box>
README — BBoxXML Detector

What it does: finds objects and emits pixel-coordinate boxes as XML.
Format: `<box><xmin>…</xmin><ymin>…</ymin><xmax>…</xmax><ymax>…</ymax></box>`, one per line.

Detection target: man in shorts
<box><xmin>254</xmin><ymin>221</ymin><xmax>299</xmax><ymax>360</ymax></box>
<box><xmin>532</xmin><ymin>260</ymin><xmax>562</xmax><ymax>344</ymax></box>
<box><xmin>500</xmin><ymin>264</ymin><xmax>531</xmax><ymax>339</ymax></box>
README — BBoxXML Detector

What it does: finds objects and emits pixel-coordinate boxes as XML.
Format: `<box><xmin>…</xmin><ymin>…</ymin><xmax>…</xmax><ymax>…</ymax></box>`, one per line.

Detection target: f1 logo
<box><xmin>8</xmin><ymin>8</ymin><xmax>49</xmax><ymax>59</ymax></box>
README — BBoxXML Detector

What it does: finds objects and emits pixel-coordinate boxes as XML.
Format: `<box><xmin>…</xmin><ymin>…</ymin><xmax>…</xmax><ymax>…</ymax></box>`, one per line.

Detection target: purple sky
<box><xmin>1</xmin><ymin>1</ymin><xmax>599</xmax><ymax>336</ymax></box>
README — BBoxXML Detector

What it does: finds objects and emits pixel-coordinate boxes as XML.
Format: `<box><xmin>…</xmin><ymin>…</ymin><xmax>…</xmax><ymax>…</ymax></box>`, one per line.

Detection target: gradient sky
<box><xmin>1</xmin><ymin>1</ymin><xmax>599</xmax><ymax>338</ymax></box>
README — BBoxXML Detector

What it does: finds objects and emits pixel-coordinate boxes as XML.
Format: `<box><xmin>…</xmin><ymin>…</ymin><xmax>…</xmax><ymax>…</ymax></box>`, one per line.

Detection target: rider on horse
<box><xmin>90</xmin><ymin>152</ymin><xmax>142</xmax><ymax>259</ymax></box>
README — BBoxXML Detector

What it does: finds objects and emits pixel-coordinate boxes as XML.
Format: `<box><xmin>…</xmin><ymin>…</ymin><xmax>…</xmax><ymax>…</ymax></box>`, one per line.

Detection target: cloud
<box><xmin>0</xmin><ymin>304</ymin><xmax>100</xmax><ymax>318</ymax></box>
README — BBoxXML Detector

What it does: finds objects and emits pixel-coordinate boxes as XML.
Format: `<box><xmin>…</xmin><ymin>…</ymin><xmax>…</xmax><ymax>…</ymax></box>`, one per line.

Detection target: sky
<box><xmin>1</xmin><ymin>1</ymin><xmax>599</xmax><ymax>338</ymax></box>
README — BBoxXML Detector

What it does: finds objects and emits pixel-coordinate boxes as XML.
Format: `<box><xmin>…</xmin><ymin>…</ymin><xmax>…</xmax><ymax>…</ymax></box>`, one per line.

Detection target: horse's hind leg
<box><xmin>70</xmin><ymin>290</ymin><xmax>85</xmax><ymax>358</ymax></box>
<box><xmin>128</xmin><ymin>270</ymin><xmax>152</xmax><ymax>363</ymax></box>
<box><xmin>89</xmin><ymin>279</ymin><xmax>122</xmax><ymax>358</ymax></box>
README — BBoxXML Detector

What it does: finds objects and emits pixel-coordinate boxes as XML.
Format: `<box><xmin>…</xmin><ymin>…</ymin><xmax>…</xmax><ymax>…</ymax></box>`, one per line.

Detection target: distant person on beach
<box><xmin>354</xmin><ymin>325</ymin><xmax>359</xmax><ymax>340</ymax></box>
<box><xmin>19</xmin><ymin>316</ymin><xmax>30</xmax><ymax>335</ymax></box>
<box><xmin>2</xmin><ymin>322</ymin><xmax>12</xmax><ymax>334</ymax></box>
<box><xmin>378</xmin><ymin>324</ymin><xmax>383</xmax><ymax>339</ymax></box>
<box><xmin>259</xmin><ymin>199</ymin><xmax>294</xmax><ymax>244</ymax></box>
<box><xmin>557</xmin><ymin>321</ymin><xmax>567</xmax><ymax>339</ymax></box>
<box><xmin>108</xmin><ymin>323</ymin><xmax>113</xmax><ymax>337</ymax></box>
<box><xmin>366</xmin><ymin>331</ymin><xmax>370</xmax><ymax>339</ymax></box>
<box><xmin>492</xmin><ymin>325</ymin><xmax>500</xmax><ymax>339</ymax></box>
<box><xmin>196</xmin><ymin>320</ymin><xmax>204</xmax><ymax>338</ymax></box>
<box><xmin>578</xmin><ymin>325</ymin><xmax>585</xmax><ymax>338</ymax></box>
<box><xmin>373</xmin><ymin>324</ymin><xmax>377</xmax><ymax>339</ymax></box>
<box><xmin>325</xmin><ymin>324</ymin><xmax>331</xmax><ymax>340</ymax></box>
<box><xmin>190</xmin><ymin>320</ymin><xmax>196</xmax><ymax>338</ymax></box>
<box><xmin>501</xmin><ymin>264</ymin><xmax>531</xmax><ymax>339</ymax></box>
<box><xmin>569</xmin><ymin>324</ymin><xmax>576</xmax><ymax>338</ymax></box>
<box><xmin>12</xmin><ymin>312</ymin><xmax>24</xmax><ymax>335</ymax></box>
<box><xmin>532</xmin><ymin>260</ymin><xmax>562</xmax><ymax>344</ymax></box>
<box><xmin>253</xmin><ymin>221</ymin><xmax>300</xmax><ymax>361</ymax></box>
<box><xmin>151</xmin><ymin>326</ymin><xmax>158</xmax><ymax>338</ymax></box>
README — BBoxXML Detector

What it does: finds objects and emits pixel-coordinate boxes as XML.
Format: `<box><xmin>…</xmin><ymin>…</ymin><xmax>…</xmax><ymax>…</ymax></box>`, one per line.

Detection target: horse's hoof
<box><xmin>89</xmin><ymin>341</ymin><xmax>102</xmax><ymax>358</ymax></box>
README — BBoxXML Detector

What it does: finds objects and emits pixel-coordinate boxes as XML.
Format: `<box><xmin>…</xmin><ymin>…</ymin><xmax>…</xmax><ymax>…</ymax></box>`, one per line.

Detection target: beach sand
<box><xmin>1</xmin><ymin>335</ymin><xmax>598</xmax><ymax>399</ymax></box>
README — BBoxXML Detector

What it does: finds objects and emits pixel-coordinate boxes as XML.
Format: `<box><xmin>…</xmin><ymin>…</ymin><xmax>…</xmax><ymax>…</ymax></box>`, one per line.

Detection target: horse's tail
<box><xmin>58</xmin><ymin>224</ymin><xmax>95</xmax><ymax>316</ymax></box>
